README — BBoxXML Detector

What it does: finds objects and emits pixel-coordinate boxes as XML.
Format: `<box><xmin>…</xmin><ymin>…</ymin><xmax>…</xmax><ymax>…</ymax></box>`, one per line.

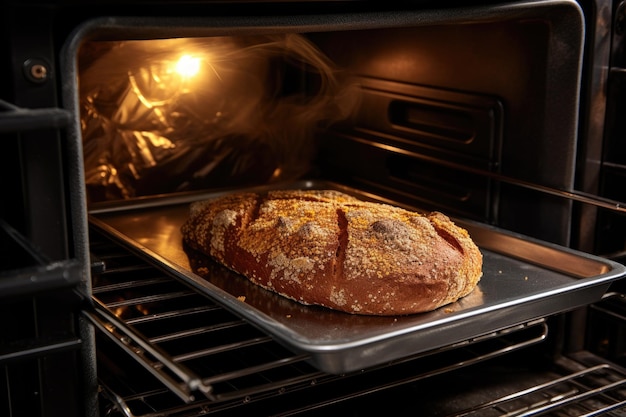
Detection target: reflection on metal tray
<box><xmin>88</xmin><ymin>181</ymin><xmax>626</xmax><ymax>374</ymax></box>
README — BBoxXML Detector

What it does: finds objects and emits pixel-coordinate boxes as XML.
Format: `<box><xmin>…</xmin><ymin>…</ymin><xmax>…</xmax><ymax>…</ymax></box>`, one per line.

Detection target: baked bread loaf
<box><xmin>181</xmin><ymin>189</ymin><xmax>482</xmax><ymax>315</ymax></box>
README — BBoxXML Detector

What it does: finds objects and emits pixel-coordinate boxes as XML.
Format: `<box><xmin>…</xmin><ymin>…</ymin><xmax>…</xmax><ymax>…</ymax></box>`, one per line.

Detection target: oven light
<box><xmin>175</xmin><ymin>54</ymin><xmax>201</xmax><ymax>78</ymax></box>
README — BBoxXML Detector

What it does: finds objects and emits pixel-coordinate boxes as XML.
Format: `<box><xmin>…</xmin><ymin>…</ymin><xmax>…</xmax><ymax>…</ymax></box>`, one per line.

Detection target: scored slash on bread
<box><xmin>181</xmin><ymin>189</ymin><xmax>483</xmax><ymax>315</ymax></box>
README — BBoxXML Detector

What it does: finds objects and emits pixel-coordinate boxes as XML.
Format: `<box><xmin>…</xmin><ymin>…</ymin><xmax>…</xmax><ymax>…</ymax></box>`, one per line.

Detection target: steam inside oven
<box><xmin>78</xmin><ymin>35</ymin><xmax>359</xmax><ymax>203</ymax></box>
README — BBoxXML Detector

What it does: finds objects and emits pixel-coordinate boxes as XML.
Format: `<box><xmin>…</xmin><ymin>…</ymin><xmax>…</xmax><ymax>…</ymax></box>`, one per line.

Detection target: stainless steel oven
<box><xmin>2</xmin><ymin>1</ymin><xmax>626</xmax><ymax>416</ymax></box>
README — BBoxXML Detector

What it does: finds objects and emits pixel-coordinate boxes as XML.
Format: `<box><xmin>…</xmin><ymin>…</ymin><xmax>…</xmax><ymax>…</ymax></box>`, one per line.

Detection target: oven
<box><xmin>2</xmin><ymin>0</ymin><xmax>626</xmax><ymax>416</ymax></box>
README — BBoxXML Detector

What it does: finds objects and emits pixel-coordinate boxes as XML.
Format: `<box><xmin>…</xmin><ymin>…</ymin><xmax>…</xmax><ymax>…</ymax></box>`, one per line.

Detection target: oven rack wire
<box><xmin>93</xmin><ymin>316</ymin><xmax>551</xmax><ymax>417</ymax></box>
<box><xmin>81</xmin><ymin>216</ymin><xmax>626</xmax><ymax>417</ymax></box>
<box><xmin>448</xmin><ymin>362</ymin><xmax>626</xmax><ymax>417</ymax></box>
<box><xmin>87</xmin><ymin>230</ymin><xmax>557</xmax><ymax>416</ymax></box>
<box><xmin>88</xmin><ymin>231</ymin><xmax>626</xmax><ymax>416</ymax></box>
<box><xmin>0</xmin><ymin>98</ymin><xmax>71</xmax><ymax>133</ymax></box>
<box><xmin>343</xmin><ymin>135</ymin><xmax>626</xmax><ymax>216</ymax></box>
<box><xmin>86</xmin><ymin>224</ymin><xmax>626</xmax><ymax>417</ymax></box>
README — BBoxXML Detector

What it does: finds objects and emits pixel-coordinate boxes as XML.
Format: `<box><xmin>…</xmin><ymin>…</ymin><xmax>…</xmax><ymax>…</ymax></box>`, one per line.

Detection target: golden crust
<box><xmin>181</xmin><ymin>190</ymin><xmax>483</xmax><ymax>315</ymax></box>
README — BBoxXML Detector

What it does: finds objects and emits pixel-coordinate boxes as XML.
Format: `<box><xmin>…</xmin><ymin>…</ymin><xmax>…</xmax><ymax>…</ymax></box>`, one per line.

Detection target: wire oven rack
<box><xmin>87</xmin><ymin>230</ymin><xmax>626</xmax><ymax>416</ymax></box>
<box><xmin>448</xmin><ymin>362</ymin><xmax>626</xmax><ymax>417</ymax></box>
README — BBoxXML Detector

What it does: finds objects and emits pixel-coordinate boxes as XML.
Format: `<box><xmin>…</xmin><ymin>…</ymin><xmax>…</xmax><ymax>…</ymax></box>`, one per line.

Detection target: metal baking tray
<box><xmin>88</xmin><ymin>180</ymin><xmax>626</xmax><ymax>374</ymax></box>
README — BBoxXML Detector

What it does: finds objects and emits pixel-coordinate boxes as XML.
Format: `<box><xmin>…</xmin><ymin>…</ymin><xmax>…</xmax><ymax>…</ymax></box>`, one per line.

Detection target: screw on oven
<box><xmin>23</xmin><ymin>58</ymin><xmax>50</xmax><ymax>83</ymax></box>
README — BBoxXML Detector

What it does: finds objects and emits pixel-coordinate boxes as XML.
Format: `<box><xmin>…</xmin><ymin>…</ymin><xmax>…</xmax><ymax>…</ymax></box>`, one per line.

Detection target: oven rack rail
<box><xmin>0</xmin><ymin>98</ymin><xmax>70</xmax><ymax>133</ymax></box>
<box><xmin>87</xmin><ymin>231</ymin><xmax>550</xmax><ymax>416</ymax></box>
<box><xmin>343</xmin><ymin>135</ymin><xmax>626</xmax><ymax>217</ymax></box>
<box><xmin>447</xmin><ymin>357</ymin><xmax>626</xmax><ymax>417</ymax></box>
<box><xmin>0</xmin><ymin>218</ymin><xmax>83</xmax><ymax>298</ymax></box>
<box><xmin>94</xmin><ymin>316</ymin><xmax>550</xmax><ymax>417</ymax></box>
<box><xmin>0</xmin><ymin>218</ymin><xmax>84</xmax><ymax>363</ymax></box>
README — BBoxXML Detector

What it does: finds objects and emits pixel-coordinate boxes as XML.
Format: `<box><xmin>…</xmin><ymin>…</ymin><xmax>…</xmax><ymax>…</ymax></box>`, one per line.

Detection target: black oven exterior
<box><xmin>1</xmin><ymin>1</ymin><xmax>626</xmax><ymax>416</ymax></box>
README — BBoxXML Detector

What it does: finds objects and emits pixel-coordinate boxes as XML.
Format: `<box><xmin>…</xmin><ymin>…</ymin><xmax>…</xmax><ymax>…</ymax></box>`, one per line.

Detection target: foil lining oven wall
<box><xmin>1</xmin><ymin>0</ymin><xmax>626</xmax><ymax>416</ymax></box>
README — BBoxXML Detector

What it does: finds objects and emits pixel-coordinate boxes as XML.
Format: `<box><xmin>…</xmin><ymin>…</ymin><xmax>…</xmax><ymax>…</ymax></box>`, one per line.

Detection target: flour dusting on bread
<box><xmin>181</xmin><ymin>189</ymin><xmax>482</xmax><ymax>315</ymax></box>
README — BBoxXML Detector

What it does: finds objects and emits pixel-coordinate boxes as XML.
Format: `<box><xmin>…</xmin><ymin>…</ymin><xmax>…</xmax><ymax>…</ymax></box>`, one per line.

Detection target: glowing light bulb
<box><xmin>175</xmin><ymin>55</ymin><xmax>201</xmax><ymax>78</ymax></box>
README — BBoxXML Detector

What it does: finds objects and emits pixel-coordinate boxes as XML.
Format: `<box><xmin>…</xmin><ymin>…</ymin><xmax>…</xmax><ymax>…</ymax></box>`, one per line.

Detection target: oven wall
<box><xmin>313</xmin><ymin>6</ymin><xmax>584</xmax><ymax>247</ymax></box>
<box><xmin>67</xmin><ymin>1</ymin><xmax>585</xmax><ymax>249</ymax></box>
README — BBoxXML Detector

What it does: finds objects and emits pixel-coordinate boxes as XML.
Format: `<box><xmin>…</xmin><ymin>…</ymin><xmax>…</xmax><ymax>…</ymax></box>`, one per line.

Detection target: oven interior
<box><xmin>2</xmin><ymin>1</ymin><xmax>626</xmax><ymax>416</ymax></box>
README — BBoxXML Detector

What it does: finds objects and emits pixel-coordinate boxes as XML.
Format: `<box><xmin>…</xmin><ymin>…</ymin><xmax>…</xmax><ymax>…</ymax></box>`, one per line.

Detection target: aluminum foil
<box><xmin>79</xmin><ymin>35</ymin><xmax>360</xmax><ymax>202</ymax></box>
